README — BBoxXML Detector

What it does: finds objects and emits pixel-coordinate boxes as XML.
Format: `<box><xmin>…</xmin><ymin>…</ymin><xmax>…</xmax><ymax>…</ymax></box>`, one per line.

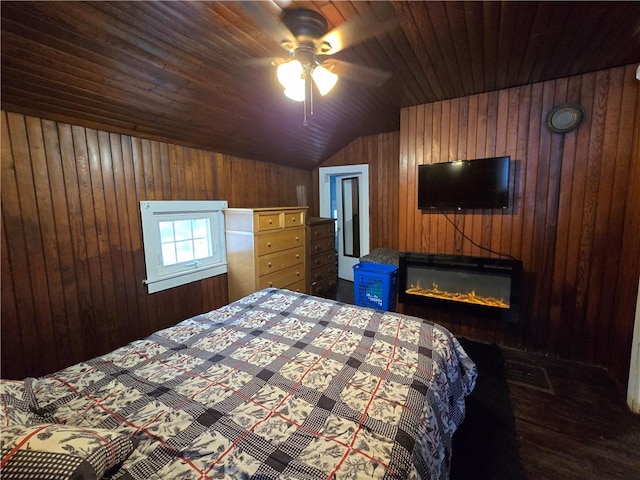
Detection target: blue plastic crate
<box><xmin>353</xmin><ymin>262</ymin><xmax>398</xmax><ymax>312</ymax></box>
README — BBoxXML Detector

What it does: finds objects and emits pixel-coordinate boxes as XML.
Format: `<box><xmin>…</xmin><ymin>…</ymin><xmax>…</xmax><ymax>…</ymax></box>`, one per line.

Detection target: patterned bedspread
<box><xmin>4</xmin><ymin>288</ymin><xmax>477</xmax><ymax>479</ymax></box>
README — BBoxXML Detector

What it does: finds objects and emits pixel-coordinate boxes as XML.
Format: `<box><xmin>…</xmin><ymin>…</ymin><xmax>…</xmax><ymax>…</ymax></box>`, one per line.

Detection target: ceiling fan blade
<box><xmin>316</xmin><ymin>10</ymin><xmax>399</xmax><ymax>55</ymax></box>
<box><xmin>239</xmin><ymin>56</ymin><xmax>284</xmax><ymax>68</ymax></box>
<box><xmin>323</xmin><ymin>59</ymin><xmax>392</xmax><ymax>87</ymax></box>
<box><xmin>238</xmin><ymin>1</ymin><xmax>298</xmax><ymax>52</ymax></box>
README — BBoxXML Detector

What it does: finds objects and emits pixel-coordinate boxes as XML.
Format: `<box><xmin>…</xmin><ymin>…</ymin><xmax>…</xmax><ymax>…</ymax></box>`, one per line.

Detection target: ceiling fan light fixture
<box><xmin>283</xmin><ymin>81</ymin><xmax>305</xmax><ymax>102</ymax></box>
<box><xmin>311</xmin><ymin>64</ymin><xmax>338</xmax><ymax>96</ymax></box>
<box><xmin>277</xmin><ymin>60</ymin><xmax>303</xmax><ymax>89</ymax></box>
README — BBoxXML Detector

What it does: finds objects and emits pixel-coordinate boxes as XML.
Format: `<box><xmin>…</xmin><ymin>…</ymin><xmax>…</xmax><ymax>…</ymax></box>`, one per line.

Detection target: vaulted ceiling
<box><xmin>2</xmin><ymin>1</ymin><xmax>639</xmax><ymax>169</ymax></box>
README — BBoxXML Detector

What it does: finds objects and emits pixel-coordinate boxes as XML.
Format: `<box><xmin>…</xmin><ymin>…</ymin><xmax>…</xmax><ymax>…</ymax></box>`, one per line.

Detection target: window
<box><xmin>140</xmin><ymin>200</ymin><xmax>228</xmax><ymax>293</ymax></box>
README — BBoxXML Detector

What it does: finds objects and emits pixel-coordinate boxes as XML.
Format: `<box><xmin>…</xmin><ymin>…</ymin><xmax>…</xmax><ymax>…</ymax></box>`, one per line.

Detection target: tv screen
<box><xmin>418</xmin><ymin>156</ymin><xmax>511</xmax><ymax>209</ymax></box>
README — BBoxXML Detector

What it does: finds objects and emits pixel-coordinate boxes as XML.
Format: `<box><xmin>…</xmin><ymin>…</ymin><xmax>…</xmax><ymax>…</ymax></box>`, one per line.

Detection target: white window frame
<box><xmin>140</xmin><ymin>200</ymin><xmax>228</xmax><ymax>294</ymax></box>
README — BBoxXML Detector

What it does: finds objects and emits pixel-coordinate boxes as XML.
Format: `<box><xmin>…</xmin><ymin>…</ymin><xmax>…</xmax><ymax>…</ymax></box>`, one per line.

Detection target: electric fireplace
<box><xmin>398</xmin><ymin>252</ymin><xmax>523</xmax><ymax>322</ymax></box>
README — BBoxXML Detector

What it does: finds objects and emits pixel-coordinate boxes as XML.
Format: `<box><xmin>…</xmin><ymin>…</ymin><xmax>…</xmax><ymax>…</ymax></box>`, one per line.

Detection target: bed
<box><xmin>0</xmin><ymin>288</ymin><xmax>477</xmax><ymax>480</ymax></box>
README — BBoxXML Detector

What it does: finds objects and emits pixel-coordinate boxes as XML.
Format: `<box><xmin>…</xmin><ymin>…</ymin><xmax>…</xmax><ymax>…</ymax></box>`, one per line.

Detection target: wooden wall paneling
<box><xmin>481</xmin><ymin>92</ymin><xmax>498</xmax><ymax>253</ymax></box>
<box><xmin>44</xmin><ymin>119</ymin><xmax>86</xmax><ymax>364</ymax></box>
<box><xmin>1</xmin><ymin>214</ymin><xmax>23</xmax><ymax>370</ymax></box>
<box><xmin>442</xmin><ymin>103</ymin><xmax>455</xmax><ymax>252</ymax></box>
<box><xmin>434</xmin><ymin>100</ymin><xmax>448</xmax><ymax>254</ymax></box>
<box><xmin>416</xmin><ymin>104</ymin><xmax>429</xmax><ymax>254</ymax></box>
<box><xmin>563</xmin><ymin>74</ymin><xmax>593</xmax><ymax>360</ymax></box>
<box><xmin>390</xmin><ymin>132</ymin><xmax>400</xmax><ymax>248</ymax></box>
<box><xmin>454</xmin><ymin>97</ymin><xmax>469</xmax><ymax>255</ymax></box>
<box><xmin>87</xmin><ymin>129</ymin><xmax>111</xmax><ymax>343</ymax></box>
<box><xmin>11</xmin><ymin>113</ymin><xmax>60</xmax><ymax>372</ymax></box>
<box><xmin>528</xmin><ymin>81</ymin><xmax>556</xmax><ymax>347</ymax></box>
<box><xmin>542</xmin><ymin>82</ymin><xmax>567</xmax><ymax>346</ymax></box>
<box><xmin>57</xmin><ymin>123</ymin><xmax>92</xmax><ymax>362</ymax></box>
<box><xmin>406</xmin><ymin>106</ymin><xmax>418</xmax><ymax>253</ymax></box>
<box><xmin>129</xmin><ymin>136</ymin><xmax>152</xmax><ymax>336</ymax></box>
<box><xmin>27</xmin><ymin>117</ymin><xmax>74</xmax><ymax>369</ymax></box>
<box><xmin>491</xmin><ymin>90</ymin><xmax>508</xmax><ymax>261</ymax></box>
<box><xmin>398</xmin><ymin>108</ymin><xmax>409</xmax><ymax>252</ymax></box>
<box><xmin>464</xmin><ymin>94</ymin><xmax>479</xmax><ymax>258</ymax></box>
<box><xmin>546</xmin><ymin>76</ymin><xmax>571</xmax><ymax>352</ymax></box>
<box><xmin>1</xmin><ymin>111</ymin><xmax>313</xmax><ymax>379</ymax></box>
<box><xmin>610</xmin><ymin>65</ymin><xmax>640</xmax><ymax>380</ymax></box>
<box><xmin>315</xmin><ymin>132</ymin><xmax>400</xmax><ymax>251</ymax></box>
<box><xmin>509</xmin><ymin>84</ymin><xmax>532</xmax><ymax>342</ymax></box>
<box><xmin>395</xmin><ymin>66</ymin><xmax>639</xmax><ymax>384</ymax></box>
<box><xmin>592</xmin><ymin>68</ymin><xmax>625</xmax><ymax>365</ymax></box>
<box><xmin>109</xmin><ymin>133</ymin><xmax>143</xmax><ymax>342</ymax></box>
<box><xmin>524</xmin><ymin>81</ymin><xmax>550</xmax><ymax>347</ymax></box>
<box><xmin>1</xmin><ymin>113</ymin><xmax>34</xmax><ymax>373</ymax></box>
<box><xmin>598</xmin><ymin>67</ymin><xmax>638</xmax><ymax>369</ymax></box>
<box><xmin>508</xmin><ymin>86</ymin><xmax>527</xmax><ymax>266</ymax></box>
<box><xmin>434</xmin><ymin>101</ymin><xmax>446</xmax><ymax>252</ymax></box>
<box><xmin>499</xmin><ymin>90</ymin><xmax>517</xmax><ymax>259</ymax></box>
<box><xmin>95</xmin><ymin>129</ymin><xmax>126</xmax><ymax>349</ymax></box>
<box><xmin>73</xmin><ymin>126</ymin><xmax>109</xmax><ymax>356</ymax></box>
<box><xmin>578</xmin><ymin>72</ymin><xmax>608</xmax><ymax>363</ymax></box>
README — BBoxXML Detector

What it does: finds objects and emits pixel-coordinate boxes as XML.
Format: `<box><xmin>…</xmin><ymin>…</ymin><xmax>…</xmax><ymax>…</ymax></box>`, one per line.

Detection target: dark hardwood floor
<box><xmin>321</xmin><ymin>280</ymin><xmax>640</xmax><ymax>480</ymax></box>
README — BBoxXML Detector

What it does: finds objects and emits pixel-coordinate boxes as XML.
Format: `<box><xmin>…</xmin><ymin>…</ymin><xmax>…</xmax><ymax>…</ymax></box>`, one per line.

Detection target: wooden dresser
<box><xmin>224</xmin><ymin>207</ymin><xmax>307</xmax><ymax>302</ymax></box>
<box><xmin>307</xmin><ymin>217</ymin><xmax>337</xmax><ymax>296</ymax></box>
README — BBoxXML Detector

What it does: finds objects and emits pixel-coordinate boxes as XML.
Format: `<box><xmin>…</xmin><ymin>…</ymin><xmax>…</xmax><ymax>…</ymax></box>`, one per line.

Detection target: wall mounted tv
<box><xmin>418</xmin><ymin>156</ymin><xmax>511</xmax><ymax>210</ymax></box>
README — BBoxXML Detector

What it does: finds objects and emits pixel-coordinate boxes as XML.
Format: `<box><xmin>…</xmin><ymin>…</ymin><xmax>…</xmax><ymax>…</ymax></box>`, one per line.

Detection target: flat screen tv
<box><xmin>418</xmin><ymin>156</ymin><xmax>511</xmax><ymax>210</ymax></box>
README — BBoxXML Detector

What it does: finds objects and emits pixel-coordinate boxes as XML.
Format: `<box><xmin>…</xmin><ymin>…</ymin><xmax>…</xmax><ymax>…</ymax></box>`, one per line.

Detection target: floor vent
<box><xmin>505</xmin><ymin>360</ymin><xmax>553</xmax><ymax>393</ymax></box>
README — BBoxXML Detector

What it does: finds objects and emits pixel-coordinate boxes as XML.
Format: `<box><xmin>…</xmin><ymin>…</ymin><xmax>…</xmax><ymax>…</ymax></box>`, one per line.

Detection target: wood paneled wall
<box><xmin>1</xmin><ymin>111</ymin><xmax>313</xmax><ymax>379</ymax></box>
<box><xmin>398</xmin><ymin>65</ymin><xmax>640</xmax><ymax>385</ymax></box>
<box><xmin>312</xmin><ymin>132</ymin><xmax>400</xmax><ymax>250</ymax></box>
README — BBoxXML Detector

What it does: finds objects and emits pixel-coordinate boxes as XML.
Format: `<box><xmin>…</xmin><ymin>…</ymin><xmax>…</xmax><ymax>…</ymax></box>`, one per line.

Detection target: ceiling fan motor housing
<box><xmin>281</xmin><ymin>9</ymin><xmax>328</xmax><ymax>41</ymax></box>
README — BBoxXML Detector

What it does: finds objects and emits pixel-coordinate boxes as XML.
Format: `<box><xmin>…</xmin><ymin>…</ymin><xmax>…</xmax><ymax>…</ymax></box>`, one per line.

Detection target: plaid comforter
<box><xmin>19</xmin><ymin>288</ymin><xmax>477</xmax><ymax>479</ymax></box>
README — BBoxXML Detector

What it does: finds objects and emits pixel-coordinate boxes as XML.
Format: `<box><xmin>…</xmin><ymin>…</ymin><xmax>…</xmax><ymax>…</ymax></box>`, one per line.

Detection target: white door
<box><xmin>319</xmin><ymin>165</ymin><xmax>370</xmax><ymax>282</ymax></box>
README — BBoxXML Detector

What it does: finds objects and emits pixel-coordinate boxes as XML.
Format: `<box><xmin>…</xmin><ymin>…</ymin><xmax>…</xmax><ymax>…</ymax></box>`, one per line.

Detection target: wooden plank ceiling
<box><xmin>2</xmin><ymin>1</ymin><xmax>639</xmax><ymax>169</ymax></box>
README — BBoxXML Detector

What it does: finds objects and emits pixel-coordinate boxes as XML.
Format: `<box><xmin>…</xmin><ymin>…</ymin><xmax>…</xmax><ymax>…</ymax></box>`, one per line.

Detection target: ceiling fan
<box><xmin>240</xmin><ymin>2</ymin><xmax>398</xmax><ymax>122</ymax></box>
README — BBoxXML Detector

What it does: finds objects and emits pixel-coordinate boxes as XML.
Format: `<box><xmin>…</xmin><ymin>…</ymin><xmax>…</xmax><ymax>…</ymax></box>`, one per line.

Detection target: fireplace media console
<box><xmin>398</xmin><ymin>252</ymin><xmax>523</xmax><ymax>322</ymax></box>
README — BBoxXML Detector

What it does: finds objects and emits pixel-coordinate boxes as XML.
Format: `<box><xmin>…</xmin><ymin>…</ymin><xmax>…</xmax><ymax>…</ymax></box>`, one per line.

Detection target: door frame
<box><xmin>319</xmin><ymin>164</ymin><xmax>370</xmax><ymax>281</ymax></box>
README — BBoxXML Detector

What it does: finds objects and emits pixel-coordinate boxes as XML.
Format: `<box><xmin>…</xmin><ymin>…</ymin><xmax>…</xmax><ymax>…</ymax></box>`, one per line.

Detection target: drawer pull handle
<box><xmin>267</xmin><ymin>262</ymin><xmax>272</xmax><ymax>268</ymax></box>
<box><xmin>267</xmin><ymin>242</ymin><xmax>272</xmax><ymax>248</ymax></box>
<box><xmin>295</xmin><ymin>237</ymin><xmax>299</xmax><ymax>242</ymax></box>
<box><xmin>269</xmin><ymin>219</ymin><xmax>273</xmax><ymax>224</ymax></box>
<box><xmin>295</xmin><ymin>254</ymin><xmax>300</xmax><ymax>259</ymax></box>
<box><xmin>269</xmin><ymin>282</ymin><xmax>273</xmax><ymax>287</ymax></box>
<box><xmin>291</xmin><ymin>218</ymin><xmax>296</xmax><ymax>223</ymax></box>
<box><xmin>296</xmin><ymin>272</ymin><xmax>300</xmax><ymax>276</ymax></box>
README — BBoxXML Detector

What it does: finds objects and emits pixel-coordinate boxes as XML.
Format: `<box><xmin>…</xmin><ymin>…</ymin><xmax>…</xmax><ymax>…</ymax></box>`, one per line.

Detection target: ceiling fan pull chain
<box><xmin>309</xmin><ymin>74</ymin><xmax>314</xmax><ymax>117</ymax></box>
<box><xmin>303</xmin><ymin>79</ymin><xmax>308</xmax><ymax>127</ymax></box>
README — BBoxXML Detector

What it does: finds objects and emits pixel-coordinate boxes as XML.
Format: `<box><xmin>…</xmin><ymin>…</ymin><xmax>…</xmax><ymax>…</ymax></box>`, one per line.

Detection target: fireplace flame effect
<box><xmin>406</xmin><ymin>282</ymin><xmax>509</xmax><ymax>309</ymax></box>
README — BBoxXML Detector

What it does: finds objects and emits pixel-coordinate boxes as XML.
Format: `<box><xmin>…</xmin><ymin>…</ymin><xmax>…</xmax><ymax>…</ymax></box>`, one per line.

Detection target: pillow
<box><xmin>0</xmin><ymin>423</ymin><xmax>135</xmax><ymax>479</ymax></box>
<box><xmin>359</xmin><ymin>247</ymin><xmax>399</xmax><ymax>266</ymax></box>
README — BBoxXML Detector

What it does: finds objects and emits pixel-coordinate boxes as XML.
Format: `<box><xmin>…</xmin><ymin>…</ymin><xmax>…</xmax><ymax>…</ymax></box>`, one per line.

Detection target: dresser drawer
<box><xmin>310</xmin><ymin>237</ymin><xmax>334</xmax><ymax>255</ymax></box>
<box><xmin>309</xmin><ymin>221</ymin><xmax>335</xmax><ymax>240</ymax></box>
<box><xmin>310</xmin><ymin>223</ymin><xmax>335</xmax><ymax>240</ymax></box>
<box><xmin>309</xmin><ymin>263</ymin><xmax>337</xmax><ymax>282</ymax></box>
<box><xmin>310</xmin><ymin>276</ymin><xmax>337</xmax><ymax>295</ymax></box>
<box><xmin>285</xmin><ymin>278</ymin><xmax>306</xmax><ymax>294</ymax></box>
<box><xmin>284</xmin><ymin>211</ymin><xmax>305</xmax><ymax>228</ymax></box>
<box><xmin>258</xmin><ymin>246</ymin><xmax>304</xmax><ymax>276</ymax></box>
<box><xmin>310</xmin><ymin>250</ymin><xmax>336</xmax><ymax>268</ymax></box>
<box><xmin>256</xmin><ymin>228</ymin><xmax>305</xmax><ymax>256</ymax></box>
<box><xmin>255</xmin><ymin>212</ymin><xmax>282</xmax><ymax>231</ymax></box>
<box><xmin>259</xmin><ymin>265</ymin><xmax>304</xmax><ymax>289</ymax></box>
